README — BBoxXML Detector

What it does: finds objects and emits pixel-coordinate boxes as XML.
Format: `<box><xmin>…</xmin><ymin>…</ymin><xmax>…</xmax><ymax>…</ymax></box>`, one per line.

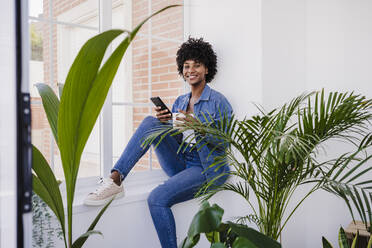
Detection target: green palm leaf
<box><xmin>56</xmin><ymin>5</ymin><xmax>180</xmax><ymax>246</ymax></box>
<box><xmin>32</xmin><ymin>145</ymin><xmax>66</xmax><ymax>247</ymax></box>
<box><xmin>58</xmin><ymin>28</ymin><xmax>125</xmax><ymax>246</ymax></box>
<box><xmin>35</xmin><ymin>83</ymin><xmax>59</xmax><ymax>143</ymax></box>
<box><xmin>145</xmin><ymin>89</ymin><xmax>372</xmax><ymax>241</ymax></box>
<box><xmin>321</xmin><ymin>138</ymin><xmax>372</xmax><ymax>232</ymax></box>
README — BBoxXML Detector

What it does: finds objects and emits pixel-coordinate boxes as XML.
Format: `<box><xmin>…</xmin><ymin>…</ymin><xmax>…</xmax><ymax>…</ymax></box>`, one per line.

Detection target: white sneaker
<box><xmin>83</xmin><ymin>178</ymin><xmax>124</xmax><ymax>206</ymax></box>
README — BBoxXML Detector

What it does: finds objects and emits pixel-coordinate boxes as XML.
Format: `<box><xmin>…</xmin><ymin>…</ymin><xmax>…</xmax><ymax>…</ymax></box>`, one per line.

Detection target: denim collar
<box><xmin>180</xmin><ymin>84</ymin><xmax>211</xmax><ymax>111</ymax></box>
<box><xmin>188</xmin><ymin>84</ymin><xmax>211</xmax><ymax>103</ymax></box>
<box><xmin>197</xmin><ymin>84</ymin><xmax>211</xmax><ymax>103</ymax></box>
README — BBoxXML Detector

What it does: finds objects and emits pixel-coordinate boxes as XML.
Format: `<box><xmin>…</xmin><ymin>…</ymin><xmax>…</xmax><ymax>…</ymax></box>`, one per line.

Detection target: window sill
<box><xmin>59</xmin><ymin>170</ymin><xmax>168</xmax><ymax>215</ymax></box>
<box><xmin>71</xmin><ymin>182</ymin><xmax>161</xmax><ymax>215</ymax></box>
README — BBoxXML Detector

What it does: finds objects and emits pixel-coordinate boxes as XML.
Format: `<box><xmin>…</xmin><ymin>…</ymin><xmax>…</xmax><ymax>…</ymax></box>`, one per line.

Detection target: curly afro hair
<box><xmin>176</xmin><ymin>37</ymin><xmax>217</xmax><ymax>83</ymax></box>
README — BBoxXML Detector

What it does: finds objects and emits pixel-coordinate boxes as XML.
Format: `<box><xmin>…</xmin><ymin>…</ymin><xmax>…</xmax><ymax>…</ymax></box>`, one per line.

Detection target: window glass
<box><xmin>29</xmin><ymin>0</ymin><xmax>100</xmax><ymax>180</ymax></box>
<box><xmin>30</xmin><ymin>0</ymin><xmax>184</xmax><ymax>179</ymax></box>
<box><xmin>111</xmin><ymin>0</ymin><xmax>184</xmax><ymax>173</ymax></box>
<box><xmin>29</xmin><ymin>20</ymin><xmax>52</xmax><ymax>167</ymax></box>
<box><xmin>113</xmin><ymin>105</ymin><xmax>154</xmax><ymax>172</ymax></box>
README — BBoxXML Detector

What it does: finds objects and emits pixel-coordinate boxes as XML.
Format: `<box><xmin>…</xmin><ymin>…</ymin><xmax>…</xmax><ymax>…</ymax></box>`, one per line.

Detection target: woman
<box><xmin>84</xmin><ymin>37</ymin><xmax>233</xmax><ymax>248</ymax></box>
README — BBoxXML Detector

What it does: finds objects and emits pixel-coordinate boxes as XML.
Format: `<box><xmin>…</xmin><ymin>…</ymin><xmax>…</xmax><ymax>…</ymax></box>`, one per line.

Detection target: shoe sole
<box><xmin>83</xmin><ymin>190</ymin><xmax>125</xmax><ymax>206</ymax></box>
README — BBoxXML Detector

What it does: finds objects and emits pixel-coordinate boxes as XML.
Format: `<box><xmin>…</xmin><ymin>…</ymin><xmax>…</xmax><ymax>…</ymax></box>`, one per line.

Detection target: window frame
<box><xmin>29</xmin><ymin>0</ymin><xmax>187</xmax><ymax>187</ymax></box>
<box><xmin>101</xmin><ymin>0</ymin><xmax>187</xmax><ymax>185</ymax></box>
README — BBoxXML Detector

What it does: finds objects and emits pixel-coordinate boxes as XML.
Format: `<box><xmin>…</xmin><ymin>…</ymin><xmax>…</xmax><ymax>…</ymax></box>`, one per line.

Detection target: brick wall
<box><xmin>132</xmin><ymin>0</ymin><xmax>184</xmax><ymax>170</ymax></box>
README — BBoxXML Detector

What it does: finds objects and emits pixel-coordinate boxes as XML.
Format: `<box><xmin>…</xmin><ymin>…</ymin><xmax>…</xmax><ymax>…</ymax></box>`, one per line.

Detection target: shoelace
<box><xmin>93</xmin><ymin>178</ymin><xmax>113</xmax><ymax>195</ymax></box>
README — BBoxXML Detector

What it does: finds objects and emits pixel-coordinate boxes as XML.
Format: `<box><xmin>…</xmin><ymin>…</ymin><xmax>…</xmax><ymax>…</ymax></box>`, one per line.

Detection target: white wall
<box><xmin>186</xmin><ymin>0</ymin><xmax>263</xmax><ymax>118</ymax></box>
<box><xmin>262</xmin><ymin>1</ymin><xmax>372</xmax><ymax>246</ymax></box>
<box><xmin>188</xmin><ymin>0</ymin><xmax>372</xmax><ymax>247</ymax></box>
<box><xmin>54</xmin><ymin>192</ymin><xmax>247</xmax><ymax>248</ymax></box>
<box><xmin>64</xmin><ymin>1</ymin><xmax>372</xmax><ymax>247</ymax></box>
<box><xmin>262</xmin><ymin>0</ymin><xmax>307</xmax><ymax>110</ymax></box>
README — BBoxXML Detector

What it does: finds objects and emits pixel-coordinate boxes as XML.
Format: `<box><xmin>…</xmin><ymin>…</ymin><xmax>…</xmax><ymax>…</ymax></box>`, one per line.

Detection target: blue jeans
<box><xmin>112</xmin><ymin>116</ymin><xmax>206</xmax><ymax>248</ymax></box>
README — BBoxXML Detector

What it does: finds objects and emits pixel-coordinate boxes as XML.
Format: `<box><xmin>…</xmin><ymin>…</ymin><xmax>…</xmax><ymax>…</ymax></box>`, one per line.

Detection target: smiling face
<box><xmin>182</xmin><ymin>60</ymin><xmax>208</xmax><ymax>86</ymax></box>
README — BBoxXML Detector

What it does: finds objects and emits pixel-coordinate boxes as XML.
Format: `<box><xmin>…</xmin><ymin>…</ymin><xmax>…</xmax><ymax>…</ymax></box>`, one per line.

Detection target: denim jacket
<box><xmin>171</xmin><ymin>84</ymin><xmax>233</xmax><ymax>185</ymax></box>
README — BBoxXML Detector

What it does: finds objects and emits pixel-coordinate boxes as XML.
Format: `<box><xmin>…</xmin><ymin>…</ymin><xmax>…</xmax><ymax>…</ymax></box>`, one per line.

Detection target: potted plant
<box><xmin>32</xmin><ymin>5</ymin><xmax>180</xmax><ymax>248</ymax></box>
<box><xmin>179</xmin><ymin>201</ymin><xmax>281</xmax><ymax>248</ymax></box>
<box><xmin>321</xmin><ymin>226</ymin><xmax>372</xmax><ymax>248</ymax></box>
<box><xmin>145</xmin><ymin>90</ymin><xmax>372</xmax><ymax>242</ymax></box>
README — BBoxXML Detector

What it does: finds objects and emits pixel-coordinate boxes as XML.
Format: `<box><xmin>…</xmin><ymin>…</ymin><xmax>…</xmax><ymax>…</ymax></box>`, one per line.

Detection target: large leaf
<box><xmin>35</xmin><ymin>83</ymin><xmax>59</xmax><ymax>143</ymax></box>
<box><xmin>32</xmin><ymin>145</ymin><xmax>66</xmax><ymax>246</ymax></box>
<box><xmin>58</xmin><ymin>28</ymin><xmax>125</xmax><ymax>194</ymax></box>
<box><xmin>71</xmin><ymin>197</ymin><xmax>114</xmax><ymax>248</ymax></box>
<box><xmin>228</xmin><ymin>222</ymin><xmax>281</xmax><ymax>248</ymax></box>
<box><xmin>59</xmin><ymin>28</ymin><xmax>124</xmax><ymax>246</ymax></box>
<box><xmin>187</xmin><ymin>201</ymin><xmax>224</xmax><ymax>237</ymax></box>
<box><xmin>232</xmin><ymin>237</ymin><xmax>258</xmax><ymax>248</ymax></box>
<box><xmin>56</xmin><ymin>5</ymin><xmax>180</xmax><ymax>245</ymax></box>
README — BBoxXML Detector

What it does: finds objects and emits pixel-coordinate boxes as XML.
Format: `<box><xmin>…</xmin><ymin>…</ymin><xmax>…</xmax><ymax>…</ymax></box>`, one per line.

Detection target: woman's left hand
<box><xmin>177</xmin><ymin>110</ymin><xmax>198</xmax><ymax>125</ymax></box>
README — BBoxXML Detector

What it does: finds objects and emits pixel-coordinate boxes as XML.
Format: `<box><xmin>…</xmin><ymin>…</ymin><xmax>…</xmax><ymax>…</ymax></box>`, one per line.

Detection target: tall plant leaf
<box><xmin>32</xmin><ymin>145</ymin><xmax>66</xmax><ymax>247</ymax></box>
<box><xmin>58</xmin><ymin>28</ymin><xmax>123</xmax><ymax>247</ymax></box>
<box><xmin>56</xmin><ymin>5</ymin><xmax>180</xmax><ymax>246</ymax></box>
<box><xmin>35</xmin><ymin>83</ymin><xmax>59</xmax><ymax>143</ymax></box>
<box><xmin>322</xmin><ymin>138</ymin><xmax>372</xmax><ymax>232</ymax></box>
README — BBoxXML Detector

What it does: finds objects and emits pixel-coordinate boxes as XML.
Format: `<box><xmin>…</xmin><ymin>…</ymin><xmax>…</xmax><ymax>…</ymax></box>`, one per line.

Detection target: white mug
<box><xmin>172</xmin><ymin>112</ymin><xmax>194</xmax><ymax>128</ymax></box>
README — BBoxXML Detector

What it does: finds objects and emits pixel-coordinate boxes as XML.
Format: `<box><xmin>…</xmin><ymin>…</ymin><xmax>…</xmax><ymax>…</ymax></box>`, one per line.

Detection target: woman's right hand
<box><xmin>154</xmin><ymin>106</ymin><xmax>172</xmax><ymax>122</ymax></box>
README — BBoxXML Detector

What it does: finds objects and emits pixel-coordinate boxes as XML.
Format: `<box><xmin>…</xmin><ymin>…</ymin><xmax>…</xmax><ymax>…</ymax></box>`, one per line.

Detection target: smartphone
<box><xmin>150</xmin><ymin>96</ymin><xmax>172</xmax><ymax>116</ymax></box>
